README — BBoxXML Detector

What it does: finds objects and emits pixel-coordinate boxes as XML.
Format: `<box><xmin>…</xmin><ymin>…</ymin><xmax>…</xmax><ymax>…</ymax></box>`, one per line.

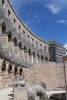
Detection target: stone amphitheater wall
<box><xmin>1</xmin><ymin>0</ymin><xmax>49</xmax><ymax>57</ymax></box>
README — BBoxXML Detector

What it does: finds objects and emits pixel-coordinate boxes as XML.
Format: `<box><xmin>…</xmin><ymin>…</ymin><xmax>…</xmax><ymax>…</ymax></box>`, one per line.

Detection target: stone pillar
<box><xmin>14</xmin><ymin>45</ymin><xmax>19</xmax><ymax>59</ymax></box>
<box><xmin>35</xmin><ymin>56</ymin><xmax>38</xmax><ymax>64</ymax></box>
<box><xmin>0</xmin><ymin>33</ymin><xmax>8</xmax><ymax>50</ymax></box>
<box><xmin>29</xmin><ymin>54</ymin><xmax>33</xmax><ymax>64</ymax></box>
<box><xmin>25</xmin><ymin>51</ymin><xmax>29</xmax><ymax>63</ymax></box>
<box><xmin>6</xmin><ymin>61</ymin><xmax>9</xmax><ymax>88</ymax></box>
<box><xmin>8</xmin><ymin>40</ymin><xmax>14</xmax><ymax>56</ymax></box>
<box><xmin>0</xmin><ymin>23</ymin><xmax>2</xmax><ymax>37</ymax></box>
<box><xmin>0</xmin><ymin>58</ymin><xmax>3</xmax><ymax>89</ymax></box>
<box><xmin>12</xmin><ymin>64</ymin><xmax>15</xmax><ymax>79</ymax></box>
<box><xmin>33</xmin><ymin>55</ymin><xmax>38</xmax><ymax>64</ymax></box>
<box><xmin>2</xmin><ymin>60</ymin><xmax>6</xmax><ymax>88</ymax></box>
<box><xmin>8</xmin><ymin>63</ymin><xmax>14</xmax><ymax>87</ymax></box>
<box><xmin>19</xmin><ymin>48</ymin><xmax>24</xmax><ymax>61</ymax></box>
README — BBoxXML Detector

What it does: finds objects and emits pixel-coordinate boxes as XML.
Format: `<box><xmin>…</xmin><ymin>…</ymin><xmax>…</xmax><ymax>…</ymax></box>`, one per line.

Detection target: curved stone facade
<box><xmin>0</xmin><ymin>0</ymin><xmax>49</xmax><ymax>69</ymax></box>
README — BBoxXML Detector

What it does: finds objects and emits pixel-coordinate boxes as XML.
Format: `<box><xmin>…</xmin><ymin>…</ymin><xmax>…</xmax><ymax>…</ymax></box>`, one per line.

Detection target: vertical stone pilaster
<box><xmin>8</xmin><ymin>40</ymin><xmax>14</xmax><ymax>56</ymax></box>
<box><xmin>0</xmin><ymin>34</ymin><xmax>8</xmax><ymax>49</ymax></box>
<box><xmin>0</xmin><ymin>58</ymin><xmax>3</xmax><ymax>89</ymax></box>
<box><xmin>25</xmin><ymin>51</ymin><xmax>29</xmax><ymax>63</ymax></box>
<box><xmin>29</xmin><ymin>54</ymin><xmax>33</xmax><ymax>64</ymax></box>
<box><xmin>14</xmin><ymin>45</ymin><xmax>19</xmax><ymax>59</ymax></box>
<box><xmin>19</xmin><ymin>48</ymin><xmax>24</xmax><ymax>61</ymax></box>
<box><xmin>6</xmin><ymin>61</ymin><xmax>9</xmax><ymax>88</ymax></box>
<box><xmin>0</xmin><ymin>23</ymin><xmax>2</xmax><ymax>37</ymax></box>
<box><xmin>12</xmin><ymin>64</ymin><xmax>15</xmax><ymax>80</ymax></box>
<box><xmin>2</xmin><ymin>60</ymin><xmax>7</xmax><ymax>88</ymax></box>
<box><xmin>34</xmin><ymin>56</ymin><xmax>38</xmax><ymax>64</ymax></box>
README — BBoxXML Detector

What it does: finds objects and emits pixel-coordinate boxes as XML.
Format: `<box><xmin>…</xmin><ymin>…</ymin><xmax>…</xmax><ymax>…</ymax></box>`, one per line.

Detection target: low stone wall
<box><xmin>24</xmin><ymin>62</ymin><xmax>65</xmax><ymax>91</ymax></box>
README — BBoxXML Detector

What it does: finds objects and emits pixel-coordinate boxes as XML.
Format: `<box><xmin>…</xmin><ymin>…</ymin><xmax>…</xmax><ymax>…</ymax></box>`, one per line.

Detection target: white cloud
<box><xmin>64</xmin><ymin>44</ymin><xmax>67</xmax><ymax>49</ymax></box>
<box><xmin>56</xmin><ymin>20</ymin><xmax>67</xmax><ymax>25</ymax></box>
<box><xmin>45</xmin><ymin>4</ymin><xmax>62</xmax><ymax>14</ymax></box>
<box><xmin>34</xmin><ymin>15</ymin><xmax>39</xmax><ymax>19</ymax></box>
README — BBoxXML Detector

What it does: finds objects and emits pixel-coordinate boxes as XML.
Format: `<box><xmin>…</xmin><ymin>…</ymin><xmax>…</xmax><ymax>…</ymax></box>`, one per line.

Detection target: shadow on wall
<box><xmin>49</xmin><ymin>93</ymin><xmax>66</xmax><ymax>100</ymax></box>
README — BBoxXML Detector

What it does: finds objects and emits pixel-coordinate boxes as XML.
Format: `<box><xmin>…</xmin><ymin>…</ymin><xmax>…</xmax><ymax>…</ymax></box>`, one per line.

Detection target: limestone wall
<box><xmin>24</xmin><ymin>62</ymin><xmax>65</xmax><ymax>91</ymax></box>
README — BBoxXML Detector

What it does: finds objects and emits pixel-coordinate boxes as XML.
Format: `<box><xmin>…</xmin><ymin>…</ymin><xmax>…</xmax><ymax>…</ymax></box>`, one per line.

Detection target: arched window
<box><xmin>8</xmin><ymin>31</ymin><xmax>12</xmax><ymax>41</ymax></box>
<box><xmin>41</xmin><ymin>55</ymin><xmax>44</xmax><ymax>62</ymax></box>
<box><xmin>1</xmin><ymin>60</ymin><xmax>6</xmax><ymax>71</ymax></box>
<box><xmin>33</xmin><ymin>51</ymin><xmax>35</xmax><ymax>58</ymax></box>
<box><xmin>2</xmin><ymin>0</ymin><xmax>4</xmax><ymax>5</ymax></box>
<box><xmin>19</xmin><ymin>68</ymin><xmax>23</xmax><ymax>76</ymax></box>
<box><xmin>2</xmin><ymin>22</ymin><xmax>6</xmax><ymax>32</ymax></box>
<box><xmin>14</xmin><ymin>66</ymin><xmax>18</xmax><ymax>75</ymax></box>
<box><xmin>13</xmin><ymin>37</ymin><xmax>17</xmax><ymax>45</ymax></box>
<box><xmin>45</xmin><ymin>57</ymin><xmax>48</xmax><ymax>62</ymax></box>
<box><xmin>19</xmin><ymin>42</ymin><xmax>22</xmax><ymax>49</ymax></box>
<box><xmin>28</xmin><ymin>49</ymin><xmax>31</xmax><ymax>56</ymax></box>
<box><xmin>8</xmin><ymin>63</ymin><xmax>12</xmax><ymax>73</ymax></box>
<box><xmin>37</xmin><ymin>54</ymin><xmax>39</xmax><ymax>61</ymax></box>
<box><xmin>24</xmin><ymin>46</ymin><xmax>27</xmax><ymax>52</ymax></box>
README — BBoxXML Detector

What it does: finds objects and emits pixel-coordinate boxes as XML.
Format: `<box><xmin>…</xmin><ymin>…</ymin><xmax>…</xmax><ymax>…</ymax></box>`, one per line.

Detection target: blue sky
<box><xmin>11</xmin><ymin>0</ymin><xmax>67</xmax><ymax>46</ymax></box>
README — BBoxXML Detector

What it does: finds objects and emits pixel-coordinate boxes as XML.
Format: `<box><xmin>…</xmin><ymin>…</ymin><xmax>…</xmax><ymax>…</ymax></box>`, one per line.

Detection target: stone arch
<box><xmin>1</xmin><ymin>59</ymin><xmax>6</xmax><ymax>71</ymax></box>
<box><xmin>14</xmin><ymin>65</ymin><xmax>18</xmax><ymax>76</ymax></box>
<box><xmin>8</xmin><ymin>31</ymin><xmax>12</xmax><ymax>41</ymax></box>
<box><xmin>13</xmin><ymin>37</ymin><xmax>17</xmax><ymax>45</ymax></box>
<box><xmin>37</xmin><ymin>53</ymin><xmax>40</xmax><ymax>62</ymax></box>
<box><xmin>19</xmin><ymin>67</ymin><xmax>23</xmax><ymax>76</ymax></box>
<box><xmin>33</xmin><ymin>51</ymin><xmax>35</xmax><ymax>58</ymax></box>
<box><xmin>41</xmin><ymin>55</ymin><xmax>44</xmax><ymax>62</ymax></box>
<box><xmin>2</xmin><ymin>22</ymin><xmax>6</xmax><ymax>32</ymax></box>
<box><xmin>2</xmin><ymin>0</ymin><xmax>5</xmax><ymax>6</ymax></box>
<box><xmin>45</xmin><ymin>57</ymin><xmax>48</xmax><ymax>62</ymax></box>
<box><xmin>28</xmin><ymin>49</ymin><xmax>31</xmax><ymax>55</ymax></box>
<box><xmin>24</xmin><ymin>46</ymin><xmax>27</xmax><ymax>52</ymax></box>
<box><xmin>8</xmin><ymin>63</ymin><xmax>12</xmax><ymax>73</ymax></box>
<box><xmin>19</xmin><ymin>42</ymin><xmax>22</xmax><ymax>49</ymax></box>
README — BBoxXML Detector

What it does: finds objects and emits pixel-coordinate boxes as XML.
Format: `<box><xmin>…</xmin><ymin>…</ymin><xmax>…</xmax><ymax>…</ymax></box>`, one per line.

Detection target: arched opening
<box><xmin>41</xmin><ymin>55</ymin><xmax>44</xmax><ymax>62</ymax></box>
<box><xmin>1</xmin><ymin>60</ymin><xmax>6</xmax><ymax>71</ymax></box>
<box><xmin>28</xmin><ymin>49</ymin><xmax>31</xmax><ymax>63</ymax></box>
<box><xmin>37</xmin><ymin>54</ymin><xmax>39</xmax><ymax>62</ymax></box>
<box><xmin>2</xmin><ymin>22</ymin><xmax>6</xmax><ymax>32</ymax></box>
<box><xmin>2</xmin><ymin>0</ymin><xmax>4</xmax><ymax>5</ymax></box>
<box><xmin>19</xmin><ymin>42</ymin><xmax>22</xmax><ymax>49</ymax></box>
<box><xmin>8</xmin><ymin>31</ymin><xmax>12</xmax><ymax>41</ymax></box>
<box><xmin>33</xmin><ymin>51</ymin><xmax>36</xmax><ymax>63</ymax></box>
<box><xmin>33</xmin><ymin>51</ymin><xmax>35</xmax><ymax>58</ymax></box>
<box><xmin>45</xmin><ymin>57</ymin><xmax>48</xmax><ymax>62</ymax></box>
<box><xmin>14</xmin><ymin>66</ymin><xmax>18</xmax><ymax>76</ymax></box>
<box><xmin>24</xmin><ymin>46</ymin><xmax>27</xmax><ymax>53</ymax></box>
<box><xmin>13</xmin><ymin>37</ymin><xmax>17</xmax><ymax>46</ymax></box>
<box><xmin>28</xmin><ymin>49</ymin><xmax>31</xmax><ymax>56</ymax></box>
<box><xmin>19</xmin><ymin>68</ymin><xmax>23</xmax><ymax>76</ymax></box>
<box><xmin>8</xmin><ymin>63</ymin><xmax>12</xmax><ymax>73</ymax></box>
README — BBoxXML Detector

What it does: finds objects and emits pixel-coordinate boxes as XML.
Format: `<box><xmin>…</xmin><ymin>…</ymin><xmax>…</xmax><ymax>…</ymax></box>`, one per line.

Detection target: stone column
<box><xmin>12</xmin><ymin>64</ymin><xmax>15</xmax><ymax>79</ymax></box>
<box><xmin>8</xmin><ymin>40</ymin><xmax>14</xmax><ymax>56</ymax></box>
<box><xmin>6</xmin><ymin>61</ymin><xmax>9</xmax><ymax>88</ymax></box>
<box><xmin>33</xmin><ymin>55</ymin><xmax>38</xmax><ymax>64</ymax></box>
<box><xmin>0</xmin><ymin>58</ymin><xmax>3</xmax><ymax>89</ymax></box>
<box><xmin>29</xmin><ymin>53</ymin><xmax>33</xmax><ymax>64</ymax></box>
<box><xmin>0</xmin><ymin>33</ymin><xmax>8</xmax><ymax>50</ymax></box>
<box><xmin>25</xmin><ymin>51</ymin><xmax>29</xmax><ymax>63</ymax></box>
<box><xmin>0</xmin><ymin>23</ymin><xmax>2</xmax><ymax>37</ymax></box>
<box><xmin>14</xmin><ymin>45</ymin><xmax>19</xmax><ymax>59</ymax></box>
<box><xmin>19</xmin><ymin>48</ymin><xmax>24</xmax><ymax>61</ymax></box>
<box><xmin>2</xmin><ymin>60</ymin><xmax>6</xmax><ymax>88</ymax></box>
